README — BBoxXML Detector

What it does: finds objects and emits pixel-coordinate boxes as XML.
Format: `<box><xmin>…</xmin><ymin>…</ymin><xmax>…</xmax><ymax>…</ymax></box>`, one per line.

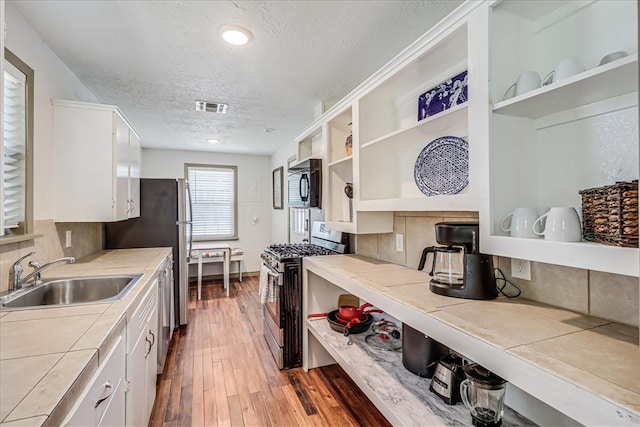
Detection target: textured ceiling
<box><xmin>8</xmin><ymin>0</ymin><xmax>463</xmax><ymax>155</ymax></box>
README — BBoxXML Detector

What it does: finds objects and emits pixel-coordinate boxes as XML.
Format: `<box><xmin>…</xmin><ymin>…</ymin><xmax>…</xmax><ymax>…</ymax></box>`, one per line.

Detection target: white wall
<box><xmin>5</xmin><ymin>6</ymin><xmax>98</xmax><ymax>220</ymax></box>
<box><xmin>142</xmin><ymin>148</ymin><xmax>272</xmax><ymax>274</ymax></box>
<box><xmin>271</xmin><ymin>140</ymin><xmax>297</xmax><ymax>243</ymax></box>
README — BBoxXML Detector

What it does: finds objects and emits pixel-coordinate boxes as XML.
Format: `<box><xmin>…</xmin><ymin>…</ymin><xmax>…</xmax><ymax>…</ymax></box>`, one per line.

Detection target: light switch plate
<box><xmin>511</xmin><ymin>258</ymin><xmax>531</xmax><ymax>280</ymax></box>
<box><xmin>395</xmin><ymin>234</ymin><xmax>404</xmax><ymax>252</ymax></box>
<box><xmin>65</xmin><ymin>230</ymin><xmax>72</xmax><ymax>248</ymax></box>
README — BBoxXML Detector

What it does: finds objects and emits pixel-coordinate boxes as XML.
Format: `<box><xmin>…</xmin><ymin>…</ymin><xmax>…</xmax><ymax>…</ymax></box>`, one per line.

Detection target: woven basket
<box><xmin>579</xmin><ymin>180</ymin><xmax>638</xmax><ymax>248</ymax></box>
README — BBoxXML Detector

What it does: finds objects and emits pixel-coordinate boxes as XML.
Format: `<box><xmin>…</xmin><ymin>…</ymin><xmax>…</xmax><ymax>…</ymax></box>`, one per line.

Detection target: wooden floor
<box><xmin>149</xmin><ymin>275</ymin><xmax>391</xmax><ymax>427</ymax></box>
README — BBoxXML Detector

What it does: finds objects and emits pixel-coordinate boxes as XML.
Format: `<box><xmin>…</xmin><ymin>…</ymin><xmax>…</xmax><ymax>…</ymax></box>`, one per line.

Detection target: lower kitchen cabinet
<box><xmin>126</xmin><ymin>281</ymin><xmax>159</xmax><ymax>426</ymax></box>
<box><xmin>62</xmin><ymin>329</ymin><xmax>126</xmax><ymax>427</ymax></box>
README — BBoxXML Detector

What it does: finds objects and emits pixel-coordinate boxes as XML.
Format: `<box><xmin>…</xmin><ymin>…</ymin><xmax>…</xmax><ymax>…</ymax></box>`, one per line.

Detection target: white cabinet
<box><xmin>357</xmin><ymin>21</ymin><xmax>477</xmax><ymax>213</ymax></box>
<box><xmin>480</xmin><ymin>0</ymin><xmax>639</xmax><ymax>276</ymax></box>
<box><xmin>63</xmin><ymin>329</ymin><xmax>126</xmax><ymax>427</ymax></box>
<box><xmin>126</xmin><ymin>281</ymin><xmax>158</xmax><ymax>426</ymax></box>
<box><xmin>52</xmin><ymin>99</ymin><xmax>141</xmax><ymax>222</ymax></box>
<box><xmin>323</xmin><ymin>104</ymin><xmax>393</xmax><ymax>233</ymax></box>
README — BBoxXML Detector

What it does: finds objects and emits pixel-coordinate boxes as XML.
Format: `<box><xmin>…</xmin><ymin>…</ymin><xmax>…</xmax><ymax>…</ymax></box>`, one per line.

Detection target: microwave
<box><xmin>287</xmin><ymin>159</ymin><xmax>322</xmax><ymax>208</ymax></box>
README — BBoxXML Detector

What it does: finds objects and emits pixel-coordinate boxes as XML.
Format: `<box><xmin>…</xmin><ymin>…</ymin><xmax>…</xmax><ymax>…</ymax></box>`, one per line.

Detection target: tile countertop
<box><xmin>304</xmin><ymin>254</ymin><xmax>640</xmax><ymax>426</ymax></box>
<box><xmin>0</xmin><ymin>247</ymin><xmax>171</xmax><ymax>427</ymax></box>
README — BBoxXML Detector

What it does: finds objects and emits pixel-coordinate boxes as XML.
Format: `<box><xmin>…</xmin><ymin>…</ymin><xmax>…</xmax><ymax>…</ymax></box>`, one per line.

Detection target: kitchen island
<box><xmin>302</xmin><ymin>254</ymin><xmax>639</xmax><ymax>426</ymax></box>
<box><xmin>0</xmin><ymin>247</ymin><xmax>171</xmax><ymax>426</ymax></box>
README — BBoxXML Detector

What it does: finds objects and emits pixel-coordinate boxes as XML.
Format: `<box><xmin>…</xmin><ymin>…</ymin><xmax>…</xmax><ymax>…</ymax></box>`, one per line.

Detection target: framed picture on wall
<box><xmin>273</xmin><ymin>166</ymin><xmax>283</xmax><ymax>209</ymax></box>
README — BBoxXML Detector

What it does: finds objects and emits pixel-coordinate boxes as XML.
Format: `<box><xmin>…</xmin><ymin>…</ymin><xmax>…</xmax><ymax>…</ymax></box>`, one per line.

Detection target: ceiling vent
<box><xmin>195</xmin><ymin>100</ymin><xmax>228</xmax><ymax>114</ymax></box>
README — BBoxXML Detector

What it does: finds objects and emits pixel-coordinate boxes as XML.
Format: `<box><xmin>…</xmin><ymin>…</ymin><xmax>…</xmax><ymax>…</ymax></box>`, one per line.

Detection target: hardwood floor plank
<box><xmin>227</xmin><ymin>394</ymin><xmax>245</xmax><ymax>427</ymax></box>
<box><xmin>213</xmin><ymin>360</ymin><xmax>231</xmax><ymax>426</ymax></box>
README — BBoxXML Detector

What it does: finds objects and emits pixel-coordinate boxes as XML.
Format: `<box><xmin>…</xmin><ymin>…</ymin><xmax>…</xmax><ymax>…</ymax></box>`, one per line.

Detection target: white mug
<box><xmin>503</xmin><ymin>71</ymin><xmax>541</xmax><ymax>100</ymax></box>
<box><xmin>500</xmin><ymin>207</ymin><xmax>540</xmax><ymax>238</ymax></box>
<box><xmin>543</xmin><ymin>57</ymin><xmax>585</xmax><ymax>85</ymax></box>
<box><xmin>598</xmin><ymin>50</ymin><xmax>628</xmax><ymax>66</ymax></box>
<box><xmin>532</xmin><ymin>207</ymin><xmax>582</xmax><ymax>242</ymax></box>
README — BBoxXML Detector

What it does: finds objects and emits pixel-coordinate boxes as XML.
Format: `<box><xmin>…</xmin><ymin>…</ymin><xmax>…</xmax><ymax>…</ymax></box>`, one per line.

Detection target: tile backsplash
<box><xmin>355</xmin><ymin>211</ymin><xmax>639</xmax><ymax>327</ymax></box>
<box><xmin>0</xmin><ymin>220</ymin><xmax>102</xmax><ymax>293</ymax></box>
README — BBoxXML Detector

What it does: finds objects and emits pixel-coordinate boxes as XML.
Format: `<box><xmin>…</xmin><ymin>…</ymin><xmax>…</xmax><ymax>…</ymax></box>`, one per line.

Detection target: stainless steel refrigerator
<box><xmin>104</xmin><ymin>178</ymin><xmax>192</xmax><ymax>326</ymax></box>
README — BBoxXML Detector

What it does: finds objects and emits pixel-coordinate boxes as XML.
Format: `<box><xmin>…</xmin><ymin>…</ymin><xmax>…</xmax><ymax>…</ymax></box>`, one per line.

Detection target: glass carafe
<box><xmin>460</xmin><ymin>364</ymin><xmax>507</xmax><ymax>427</ymax></box>
<box><xmin>432</xmin><ymin>246</ymin><xmax>464</xmax><ymax>286</ymax></box>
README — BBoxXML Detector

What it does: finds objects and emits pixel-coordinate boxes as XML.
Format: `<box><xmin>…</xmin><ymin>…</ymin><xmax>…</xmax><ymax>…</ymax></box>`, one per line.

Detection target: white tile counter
<box><xmin>302</xmin><ymin>254</ymin><xmax>640</xmax><ymax>426</ymax></box>
<box><xmin>0</xmin><ymin>248</ymin><xmax>171</xmax><ymax>426</ymax></box>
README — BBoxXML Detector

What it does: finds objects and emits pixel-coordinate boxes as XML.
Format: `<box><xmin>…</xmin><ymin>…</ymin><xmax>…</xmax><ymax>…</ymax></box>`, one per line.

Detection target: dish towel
<box><xmin>259</xmin><ymin>264</ymin><xmax>277</xmax><ymax>304</ymax></box>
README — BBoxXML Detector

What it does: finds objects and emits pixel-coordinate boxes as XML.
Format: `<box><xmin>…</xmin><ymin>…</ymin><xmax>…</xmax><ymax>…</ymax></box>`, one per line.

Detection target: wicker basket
<box><xmin>579</xmin><ymin>180</ymin><xmax>638</xmax><ymax>248</ymax></box>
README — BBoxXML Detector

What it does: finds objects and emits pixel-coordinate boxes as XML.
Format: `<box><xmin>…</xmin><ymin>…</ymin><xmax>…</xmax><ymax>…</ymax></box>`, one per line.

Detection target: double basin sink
<box><xmin>1</xmin><ymin>274</ymin><xmax>142</xmax><ymax>310</ymax></box>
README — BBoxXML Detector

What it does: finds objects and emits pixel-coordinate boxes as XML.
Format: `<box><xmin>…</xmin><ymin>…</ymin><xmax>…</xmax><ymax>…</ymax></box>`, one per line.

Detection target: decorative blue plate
<box><xmin>414</xmin><ymin>136</ymin><xmax>468</xmax><ymax>196</ymax></box>
<box><xmin>418</xmin><ymin>70</ymin><xmax>468</xmax><ymax>121</ymax></box>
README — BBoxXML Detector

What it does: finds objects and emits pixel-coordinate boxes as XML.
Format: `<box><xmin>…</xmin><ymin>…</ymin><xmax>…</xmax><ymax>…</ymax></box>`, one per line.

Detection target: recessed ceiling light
<box><xmin>207</xmin><ymin>138</ymin><xmax>220</xmax><ymax>144</ymax></box>
<box><xmin>220</xmin><ymin>25</ymin><xmax>252</xmax><ymax>46</ymax></box>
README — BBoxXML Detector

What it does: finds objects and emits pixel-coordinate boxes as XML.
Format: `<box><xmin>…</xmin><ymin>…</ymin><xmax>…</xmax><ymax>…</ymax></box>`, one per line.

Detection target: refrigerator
<box><xmin>104</xmin><ymin>178</ymin><xmax>192</xmax><ymax>325</ymax></box>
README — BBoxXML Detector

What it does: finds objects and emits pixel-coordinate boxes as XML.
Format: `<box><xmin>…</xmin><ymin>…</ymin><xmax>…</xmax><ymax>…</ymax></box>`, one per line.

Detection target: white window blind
<box><xmin>187</xmin><ymin>165</ymin><xmax>237</xmax><ymax>240</ymax></box>
<box><xmin>1</xmin><ymin>61</ymin><xmax>27</xmax><ymax>234</ymax></box>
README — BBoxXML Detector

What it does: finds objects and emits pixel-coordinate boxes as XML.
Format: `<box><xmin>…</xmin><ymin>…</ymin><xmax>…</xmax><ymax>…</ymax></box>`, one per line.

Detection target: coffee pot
<box><xmin>419</xmin><ymin>222</ymin><xmax>497</xmax><ymax>300</ymax></box>
<box><xmin>418</xmin><ymin>246</ymin><xmax>464</xmax><ymax>286</ymax></box>
<box><xmin>460</xmin><ymin>363</ymin><xmax>507</xmax><ymax>427</ymax></box>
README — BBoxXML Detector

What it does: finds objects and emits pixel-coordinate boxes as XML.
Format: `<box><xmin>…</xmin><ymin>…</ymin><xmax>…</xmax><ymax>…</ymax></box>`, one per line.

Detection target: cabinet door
<box><xmin>128</xmin><ymin>130</ymin><xmax>141</xmax><ymax>218</ymax></box>
<box><xmin>114</xmin><ymin>112</ymin><xmax>130</xmax><ymax>221</ymax></box>
<box><xmin>125</xmin><ymin>328</ymin><xmax>147</xmax><ymax>427</ymax></box>
<box><xmin>145</xmin><ymin>299</ymin><xmax>159</xmax><ymax>421</ymax></box>
<box><xmin>63</xmin><ymin>332</ymin><xmax>125</xmax><ymax>427</ymax></box>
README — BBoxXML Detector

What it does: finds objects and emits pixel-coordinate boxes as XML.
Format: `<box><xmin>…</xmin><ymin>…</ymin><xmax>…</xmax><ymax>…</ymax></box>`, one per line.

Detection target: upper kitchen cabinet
<box><xmin>324</xmin><ymin>103</ymin><xmax>393</xmax><ymax>233</ymax></box>
<box><xmin>480</xmin><ymin>0</ymin><xmax>639</xmax><ymax>276</ymax></box>
<box><xmin>294</xmin><ymin>124</ymin><xmax>323</xmax><ymax>165</ymax></box>
<box><xmin>357</xmin><ymin>20</ymin><xmax>479</xmax><ymax>212</ymax></box>
<box><xmin>52</xmin><ymin>99</ymin><xmax>141</xmax><ymax>222</ymax></box>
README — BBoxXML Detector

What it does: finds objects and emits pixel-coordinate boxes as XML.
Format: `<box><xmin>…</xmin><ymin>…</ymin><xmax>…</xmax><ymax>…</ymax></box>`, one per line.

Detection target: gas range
<box><xmin>261</xmin><ymin>222</ymin><xmax>349</xmax><ymax>369</ymax></box>
<box><xmin>262</xmin><ymin>222</ymin><xmax>349</xmax><ymax>272</ymax></box>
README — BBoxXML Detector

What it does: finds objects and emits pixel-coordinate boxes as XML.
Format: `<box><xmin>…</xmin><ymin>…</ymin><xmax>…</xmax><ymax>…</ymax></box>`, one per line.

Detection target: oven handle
<box><xmin>261</xmin><ymin>262</ymin><xmax>281</xmax><ymax>279</ymax></box>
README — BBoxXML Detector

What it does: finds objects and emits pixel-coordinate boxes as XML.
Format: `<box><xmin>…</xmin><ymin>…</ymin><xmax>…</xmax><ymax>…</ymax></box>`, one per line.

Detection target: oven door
<box><xmin>262</xmin><ymin>262</ymin><xmax>285</xmax><ymax>369</ymax></box>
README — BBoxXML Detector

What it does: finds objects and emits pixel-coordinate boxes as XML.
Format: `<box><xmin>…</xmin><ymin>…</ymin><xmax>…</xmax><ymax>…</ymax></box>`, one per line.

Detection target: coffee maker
<box><xmin>418</xmin><ymin>222</ymin><xmax>497</xmax><ymax>300</ymax></box>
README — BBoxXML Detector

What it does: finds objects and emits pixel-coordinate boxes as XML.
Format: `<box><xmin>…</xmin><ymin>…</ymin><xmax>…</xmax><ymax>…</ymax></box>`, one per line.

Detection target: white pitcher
<box><xmin>532</xmin><ymin>207</ymin><xmax>582</xmax><ymax>242</ymax></box>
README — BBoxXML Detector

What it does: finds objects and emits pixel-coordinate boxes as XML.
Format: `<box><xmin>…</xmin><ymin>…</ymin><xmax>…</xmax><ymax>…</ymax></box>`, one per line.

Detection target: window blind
<box><xmin>2</xmin><ymin>62</ymin><xmax>27</xmax><ymax>233</ymax></box>
<box><xmin>187</xmin><ymin>165</ymin><xmax>236</xmax><ymax>240</ymax></box>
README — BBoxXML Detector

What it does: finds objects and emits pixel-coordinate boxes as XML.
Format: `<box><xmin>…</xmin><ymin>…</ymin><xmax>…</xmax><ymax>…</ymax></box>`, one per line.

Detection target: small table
<box><xmin>191</xmin><ymin>242</ymin><xmax>230</xmax><ymax>298</ymax></box>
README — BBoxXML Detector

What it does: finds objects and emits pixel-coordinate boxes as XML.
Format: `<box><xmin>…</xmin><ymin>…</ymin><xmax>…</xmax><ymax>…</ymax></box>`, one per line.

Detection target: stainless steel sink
<box><xmin>1</xmin><ymin>274</ymin><xmax>143</xmax><ymax>309</ymax></box>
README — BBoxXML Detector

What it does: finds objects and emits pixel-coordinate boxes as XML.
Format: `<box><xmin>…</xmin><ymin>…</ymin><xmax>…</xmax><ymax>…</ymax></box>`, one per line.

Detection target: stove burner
<box><xmin>266</xmin><ymin>243</ymin><xmax>337</xmax><ymax>259</ymax></box>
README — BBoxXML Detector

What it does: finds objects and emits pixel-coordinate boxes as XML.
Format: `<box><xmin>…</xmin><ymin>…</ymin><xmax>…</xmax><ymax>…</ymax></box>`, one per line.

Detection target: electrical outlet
<box><xmin>395</xmin><ymin>234</ymin><xmax>404</xmax><ymax>252</ymax></box>
<box><xmin>65</xmin><ymin>230</ymin><xmax>72</xmax><ymax>248</ymax></box>
<box><xmin>511</xmin><ymin>258</ymin><xmax>531</xmax><ymax>280</ymax></box>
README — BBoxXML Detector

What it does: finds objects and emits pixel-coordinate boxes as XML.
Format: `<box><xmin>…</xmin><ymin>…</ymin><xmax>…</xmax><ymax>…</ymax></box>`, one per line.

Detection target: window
<box><xmin>1</xmin><ymin>49</ymin><xmax>33</xmax><ymax>237</ymax></box>
<box><xmin>185</xmin><ymin>164</ymin><xmax>237</xmax><ymax>241</ymax></box>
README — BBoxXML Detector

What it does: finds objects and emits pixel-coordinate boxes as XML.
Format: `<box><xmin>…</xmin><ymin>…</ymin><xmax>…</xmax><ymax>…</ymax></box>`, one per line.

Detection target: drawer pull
<box><xmin>94</xmin><ymin>382</ymin><xmax>113</xmax><ymax>408</ymax></box>
<box><xmin>149</xmin><ymin>330</ymin><xmax>155</xmax><ymax>348</ymax></box>
<box><xmin>145</xmin><ymin>336</ymin><xmax>152</xmax><ymax>357</ymax></box>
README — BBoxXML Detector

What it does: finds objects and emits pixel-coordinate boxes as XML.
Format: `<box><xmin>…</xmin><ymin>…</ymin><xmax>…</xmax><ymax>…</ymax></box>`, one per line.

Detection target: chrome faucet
<box><xmin>9</xmin><ymin>252</ymin><xmax>75</xmax><ymax>291</ymax></box>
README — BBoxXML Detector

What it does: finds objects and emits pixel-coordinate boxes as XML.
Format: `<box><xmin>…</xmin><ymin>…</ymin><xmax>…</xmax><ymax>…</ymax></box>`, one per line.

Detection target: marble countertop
<box><xmin>304</xmin><ymin>254</ymin><xmax>640</xmax><ymax>426</ymax></box>
<box><xmin>0</xmin><ymin>247</ymin><xmax>171</xmax><ymax>427</ymax></box>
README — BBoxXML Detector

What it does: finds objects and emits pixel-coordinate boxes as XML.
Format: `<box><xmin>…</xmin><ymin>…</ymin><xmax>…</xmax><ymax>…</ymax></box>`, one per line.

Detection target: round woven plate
<box><xmin>414</xmin><ymin>136</ymin><xmax>469</xmax><ymax>196</ymax></box>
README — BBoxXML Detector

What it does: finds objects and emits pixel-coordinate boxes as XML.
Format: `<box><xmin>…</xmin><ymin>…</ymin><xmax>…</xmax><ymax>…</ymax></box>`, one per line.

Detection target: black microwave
<box><xmin>287</xmin><ymin>158</ymin><xmax>322</xmax><ymax>208</ymax></box>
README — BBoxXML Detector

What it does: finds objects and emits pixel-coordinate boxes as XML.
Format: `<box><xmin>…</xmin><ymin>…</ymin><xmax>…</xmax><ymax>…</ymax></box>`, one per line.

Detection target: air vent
<box><xmin>195</xmin><ymin>100</ymin><xmax>228</xmax><ymax>114</ymax></box>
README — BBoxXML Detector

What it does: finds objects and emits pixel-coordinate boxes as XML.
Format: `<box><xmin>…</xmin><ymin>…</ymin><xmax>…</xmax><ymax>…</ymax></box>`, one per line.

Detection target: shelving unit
<box><xmin>294</xmin><ymin>125</ymin><xmax>323</xmax><ymax>165</ymax></box>
<box><xmin>306</xmin><ymin>318</ymin><xmax>531</xmax><ymax>426</ymax></box>
<box><xmin>356</xmin><ymin>20</ymin><xmax>478</xmax><ymax>214</ymax></box>
<box><xmin>481</xmin><ymin>0</ymin><xmax>639</xmax><ymax>276</ymax></box>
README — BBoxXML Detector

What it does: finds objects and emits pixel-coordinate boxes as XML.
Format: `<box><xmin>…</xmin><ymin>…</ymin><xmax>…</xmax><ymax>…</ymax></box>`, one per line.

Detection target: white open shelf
<box><xmin>484</xmin><ymin>235</ymin><xmax>639</xmax><ymax>277</ymax></box>
<box><xmin>493</xmin><ymin>54</ymin><xmax>638</xmax><ymax>118</ymax></box>
<box><xmin>306</xmin><ymin>318</ymin><xmax>532</xmax><ymax>427</ymax></box>
<box><xmin>361</xmin><ymin>103</ymin><xmax>468</xmax><ymax>150</ymax></box>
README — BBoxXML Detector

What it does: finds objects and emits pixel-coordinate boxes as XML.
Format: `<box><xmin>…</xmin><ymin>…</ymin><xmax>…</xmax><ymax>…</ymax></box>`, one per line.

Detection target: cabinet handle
<box><xmin>145</xmin><ymin>336</ymin><xmax>152</xmax><ymax>357</ymax></box>
<box><xmin>149</xmin><ymin>330</ymin><xmax>156</xmax><ymax>348</ymax></box>
<box><xmin>94</xmin><ymin>382</ymin><xmax>113</xmax><ymax>408</ymax></box>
